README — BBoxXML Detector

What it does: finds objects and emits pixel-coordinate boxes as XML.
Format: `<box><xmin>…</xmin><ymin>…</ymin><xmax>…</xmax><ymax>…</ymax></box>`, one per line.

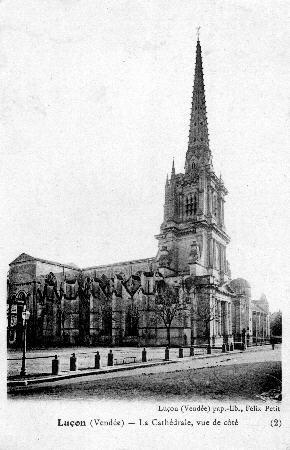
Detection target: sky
<box><xmin>0</xmin><ymin>0</ymin><xmax>289</xmax><ymax>312</ymax></box>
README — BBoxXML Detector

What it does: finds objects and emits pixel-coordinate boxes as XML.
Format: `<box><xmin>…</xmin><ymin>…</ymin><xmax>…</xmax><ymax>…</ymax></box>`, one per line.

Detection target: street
<box><xmin>8</xmin><ymin>346</ymin><xmax>281</xmax><ymax>401</ymax></box>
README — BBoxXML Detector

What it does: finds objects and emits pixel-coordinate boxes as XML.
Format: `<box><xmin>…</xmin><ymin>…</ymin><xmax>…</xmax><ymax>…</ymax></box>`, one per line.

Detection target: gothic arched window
<box><xmin>213</xmin><ymin>194</ymin><xmax>217</xmax><ymax>218</ymax></box>
<box><xmin>102</xmin><ymin>306</ymin><xmax>112</xmax><ymax>336</ymax></box>
<box><xmin>193</xmin><ymin>193</ymin><xmax>198</xmax><ymax>214</ymax></box>
<box><xmin>189</xmin><ymin>196</ymin><xmax>193</xmax><ymax>214</ymax></box>
<box><xmin>17</xmin><ymin>291</ymin><xmax>26</xmax><ymax>304</ymax></box>
<box><xmin>185</xmin><ymin>197</ymin><xmax>189</xmax><ymax>215</ymax></box>
<box><xmin>125</xmin><ymin>305</ymin><xmax>139</xmax><ymax>336</ymax></box>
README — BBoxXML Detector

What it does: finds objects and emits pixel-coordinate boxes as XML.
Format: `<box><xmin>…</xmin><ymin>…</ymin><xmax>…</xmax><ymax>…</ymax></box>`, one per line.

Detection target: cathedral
<box><xmin>7</xmin><ymin>38</ymin><xmax>270</xmax><ymax>349</ymax></box>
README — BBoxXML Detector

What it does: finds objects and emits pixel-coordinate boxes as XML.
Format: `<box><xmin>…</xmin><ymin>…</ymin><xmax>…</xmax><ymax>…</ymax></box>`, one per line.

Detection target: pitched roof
<box><xmin>9</xmin><ymin>253</ymin><xmax>36</xmax><ymax>265</ymax></box>
<box><xmin>9</xmin><ymin>253</ymin><xmax>80</xmax><ymax>270</ymax></box>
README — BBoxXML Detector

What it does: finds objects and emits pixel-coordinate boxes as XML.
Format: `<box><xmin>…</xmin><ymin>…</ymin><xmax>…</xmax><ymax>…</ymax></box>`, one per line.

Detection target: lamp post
<box><xmin>20</xmin><ymin>306</ymin><xmax>30</xmax><ymax>377</ymax></box>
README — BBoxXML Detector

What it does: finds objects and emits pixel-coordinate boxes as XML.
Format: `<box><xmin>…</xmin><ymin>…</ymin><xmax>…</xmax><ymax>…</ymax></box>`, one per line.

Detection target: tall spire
<box><xmin>188</xmin><ymin>37</ymin><xmax>209</xmax><ymax>150</ymax></box>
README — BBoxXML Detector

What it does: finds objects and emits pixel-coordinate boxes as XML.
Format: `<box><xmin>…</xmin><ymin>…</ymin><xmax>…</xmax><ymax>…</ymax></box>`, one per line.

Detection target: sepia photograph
<box><xmin>1</xmin><ymin>1</ymin><xmax>289</xmax><ymax>449</ymax></box>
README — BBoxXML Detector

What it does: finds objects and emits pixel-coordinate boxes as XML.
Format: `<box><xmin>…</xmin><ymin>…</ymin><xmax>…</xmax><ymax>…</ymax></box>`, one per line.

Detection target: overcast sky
<box><xmin>1</xmin><ymin>0</ymin><xmax>289</xmax><ymax>312</ymax></box>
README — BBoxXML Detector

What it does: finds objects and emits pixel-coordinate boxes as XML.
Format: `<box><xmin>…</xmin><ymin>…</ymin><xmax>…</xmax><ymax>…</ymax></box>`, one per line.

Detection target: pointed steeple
<box><xmin>188</xmin><ymin>37</ymin><xmax>209</xmax><ymax>150</ymax></box>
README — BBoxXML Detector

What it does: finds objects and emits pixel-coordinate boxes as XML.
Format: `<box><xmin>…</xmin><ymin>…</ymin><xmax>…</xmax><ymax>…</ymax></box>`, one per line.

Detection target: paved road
<box><xmin>8</xmin><ymin>346</ymin><xmax>281</xmax><ymax>399</ymax></box>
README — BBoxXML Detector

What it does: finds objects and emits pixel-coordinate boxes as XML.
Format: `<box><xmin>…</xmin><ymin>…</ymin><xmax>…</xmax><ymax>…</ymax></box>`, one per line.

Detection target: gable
<box><xmin>9</xmin><ymin>253</ymin><xmax>36</xmax><ymax>266</ymax></box>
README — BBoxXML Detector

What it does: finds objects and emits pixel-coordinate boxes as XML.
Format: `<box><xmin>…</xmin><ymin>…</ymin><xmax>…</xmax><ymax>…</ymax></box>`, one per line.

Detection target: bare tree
<box><xmin>270</xmin><ymin>310</ymin><xmax>282</xmax><ymax>338</ymax></box>
<box><xmin>154</xmin><ymin>281</ymin><xmax>184</xmax><ymax>347</ymax></box>
<box><xmin>192</xmin><ymin>296</ymin><xmax>218</xmax><ymax>346</ymax></box>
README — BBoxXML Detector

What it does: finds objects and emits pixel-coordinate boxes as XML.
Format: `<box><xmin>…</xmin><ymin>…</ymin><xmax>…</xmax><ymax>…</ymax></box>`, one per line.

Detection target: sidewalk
<box><xmin>8</xmin><ymin>349</ymin><xmax>245</xmax><ymax>388</ymax></box>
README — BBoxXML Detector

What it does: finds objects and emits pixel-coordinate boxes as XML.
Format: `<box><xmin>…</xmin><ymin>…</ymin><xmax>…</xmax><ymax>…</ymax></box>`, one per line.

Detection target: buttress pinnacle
<box><xmin>171</xmin><ymin>158</ymin><xmax>175</xmax><ymax>176</ymax></box>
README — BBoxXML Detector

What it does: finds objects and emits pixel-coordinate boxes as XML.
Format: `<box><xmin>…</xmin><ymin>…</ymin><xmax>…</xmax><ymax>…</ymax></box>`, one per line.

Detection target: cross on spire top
<box><xmin>196</xmin><ymin>26</ymin><xmax>201</xmax><ymax>41</ymax></box>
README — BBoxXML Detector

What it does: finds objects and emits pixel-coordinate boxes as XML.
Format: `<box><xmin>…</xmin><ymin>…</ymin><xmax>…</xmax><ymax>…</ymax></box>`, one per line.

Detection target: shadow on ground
<box><xmin>8</xmin><ymin>360</ymin><xmax>282</xmax><ymax>402</ymax></box>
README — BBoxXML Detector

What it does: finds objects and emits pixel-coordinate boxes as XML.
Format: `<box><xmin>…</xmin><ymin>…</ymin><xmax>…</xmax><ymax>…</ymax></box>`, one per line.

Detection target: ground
<box><xmin>8</xmin><ymin>346</ymin><xmax>281</xmax><ymax>401</ymax></box>
<box><xmin>7</xmin><ymin>346</ymin><xmax>199</xmax><ymax>377</ymax></box>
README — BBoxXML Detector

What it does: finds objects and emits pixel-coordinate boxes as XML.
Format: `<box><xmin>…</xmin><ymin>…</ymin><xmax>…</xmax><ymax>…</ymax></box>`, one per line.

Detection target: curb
<box><xmin>7</xmin><ymin>350</ymin><xmax>244</xmax><ymax>388</ymax></box>
<box><xmin>7</xmin><ymin>360</ymin><xmax>177</xmax><ymax>387</ymax></box>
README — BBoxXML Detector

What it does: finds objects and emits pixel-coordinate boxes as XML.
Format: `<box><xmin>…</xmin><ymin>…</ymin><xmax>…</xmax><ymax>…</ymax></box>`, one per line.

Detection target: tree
<box><xmin>270</xmin><ymin>310</ymin><xmax>282</xmax><ymax>337</ymax></box>
<box><xmin>192</xmin><ymin>296</ymin><xmax>218</xmax><ymax>346</ymax></box>
<box><xmin>154</xmin><ymin>281</ymin><xmax>184</xmax><ymax>347</ymax></box>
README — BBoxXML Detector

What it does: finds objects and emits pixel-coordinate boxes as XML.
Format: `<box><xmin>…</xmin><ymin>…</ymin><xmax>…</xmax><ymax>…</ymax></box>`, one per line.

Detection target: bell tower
<box><xmin>156</xmin><ymin>36</ymin><xmax>231</xmax><ymax>283</ymax></box>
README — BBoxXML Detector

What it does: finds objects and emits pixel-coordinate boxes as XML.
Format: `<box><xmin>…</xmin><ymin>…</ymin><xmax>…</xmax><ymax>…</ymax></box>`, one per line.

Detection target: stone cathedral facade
<box><xmin>7</xmin><ymin>39</ymin><xmax>270</xmax><ymax>348</ymax></box>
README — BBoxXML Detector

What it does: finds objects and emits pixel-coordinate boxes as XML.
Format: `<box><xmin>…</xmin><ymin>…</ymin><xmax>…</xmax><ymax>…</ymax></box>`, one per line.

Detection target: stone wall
<box><xmin>8</xmin><ymin>255</ymin><xmax>268</xmax><ymax>349</ymax></box>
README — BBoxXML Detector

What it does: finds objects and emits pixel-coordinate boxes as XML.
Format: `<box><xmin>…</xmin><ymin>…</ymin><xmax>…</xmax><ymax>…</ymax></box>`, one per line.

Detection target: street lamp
<box><xmin>20</xmin><ymin>306</ymin><xmax>30</xmax><ymax>377</ymax></box>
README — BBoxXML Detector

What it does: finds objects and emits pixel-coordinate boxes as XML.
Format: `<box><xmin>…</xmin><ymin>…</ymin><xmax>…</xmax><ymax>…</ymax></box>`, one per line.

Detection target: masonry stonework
<box><xmin>7</xmin><ymin>38</ymin><xmax>270</xmax><ymax>348</ymax></box>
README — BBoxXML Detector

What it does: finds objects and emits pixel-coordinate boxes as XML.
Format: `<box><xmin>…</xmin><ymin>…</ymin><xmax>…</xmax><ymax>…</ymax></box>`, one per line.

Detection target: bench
<box><xmin>114</xmin><ymin>356</ymin><xmax>137</xmax><ymax>365</ymax></box>
<box><xmin>122</xmin><ymin>356</ymin><xmax>136</xmax><ymax>364</ymax></box>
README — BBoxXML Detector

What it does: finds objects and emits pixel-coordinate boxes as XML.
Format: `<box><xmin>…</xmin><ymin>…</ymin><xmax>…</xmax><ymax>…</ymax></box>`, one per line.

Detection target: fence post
<box><xmin>70</xmin><ymin>353</ymin><xmax>77</xmax><ymax>371</ymax></box>
<box><xmin>95</xmin><ymin>351</ymin><xmax>100</xmax><ymax>369</ymax></box>
<box><xmin>52</xmin><ymin>355</ymin><xmax>59</xmax><ymax>375</ymax></box>
<box><xmin>190</xmin><ymin>346</ymin><xmax>194</xmax><ymax>357</ymax></box>
<box><xmin>165</xmin><ymin>346</ymin><xmax>169</xmax><ymax>361</ymax></box>
<box><xmin>178</xmin><ymin>347</ymin><xmax>183</xmax><ymax>358</ymax></box>
<box><xmin>108</xmin><ymin>349</ymin><xmax>114</xmax><ymax>366</ymax></box>
<box><xmin>142</xmin><ymin>348</ymin><xmax>147</xmax><ymax>362</ymax></box>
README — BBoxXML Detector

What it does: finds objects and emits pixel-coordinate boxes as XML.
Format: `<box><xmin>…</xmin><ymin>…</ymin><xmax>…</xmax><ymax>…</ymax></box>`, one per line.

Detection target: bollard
<box><xmin>178</xmin><ymin>347</ymin><xmax>183</xmax><ymax>358</ymax></box>
<box><xmin>52</xmin><ymin>355</ymin><xmax>59</xmax><ymax>375</ymax></box>
<box><xmin>190</xmin><ymin>346</ymin><xmax>194</xmax><ymax>357</ymax></box>
<box><xmin>230</xmin><ymin>342</ymin><xmax>234</xmax><ymax>351</ymax></box>
<box><xmin>108</xmin><ymin>349</ymin><xmax>114</xmax><ymax>366</ymax></box>
<box><xmin>222</xmin><ymin>343</ymin><xmax>226</xmax><ymax>353</ymax></box>
<box><xmin>142</xmin><ymin>348</ymin><xmax>147</xmax><ymax>362</ymax></box>
<box><xmin>70</xmin><ymin>353</ymin><xmax>77</xmax><ymax>371</ymax></box>
<box><xmin>95</xmin><ymin>351</ymin><xmax>100</xmax><ymax>369</ymax></box>
<box><xmin>207</xmin><ymin>345</ymin><xmax>211</xmax><ymax>354</ymax></box>
<box><xmin>165</xmin><ymin>346</ymin><xmax>170</xmax><ymax>361</ymax></box>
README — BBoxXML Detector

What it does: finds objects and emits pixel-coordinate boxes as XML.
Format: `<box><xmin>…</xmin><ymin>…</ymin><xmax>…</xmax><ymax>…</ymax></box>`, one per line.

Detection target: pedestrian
<box><xmin>270</xmin><ymin>336</ymin><xmax>275</xmax><ymax>350</ymax></box>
